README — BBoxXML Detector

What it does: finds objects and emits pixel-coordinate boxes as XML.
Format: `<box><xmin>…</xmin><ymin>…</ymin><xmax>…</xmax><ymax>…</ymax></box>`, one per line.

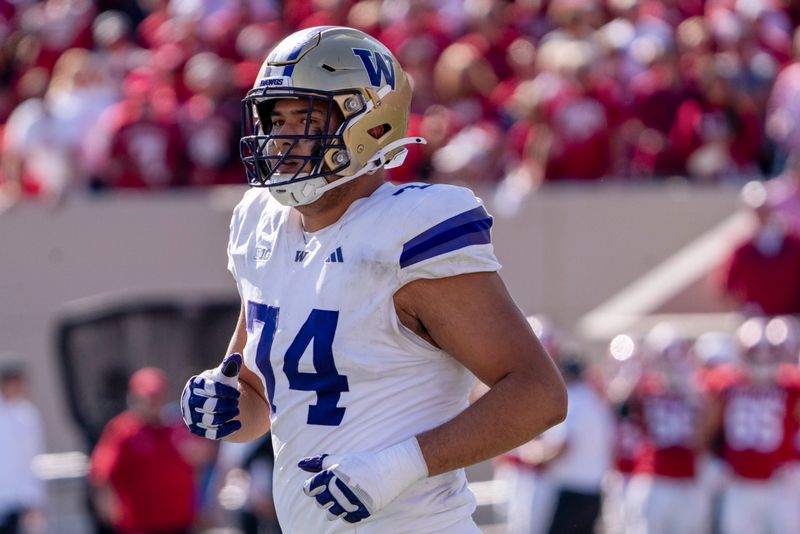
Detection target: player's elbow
<box><xmin>548</xmin><ymin>378</ymin><xmax>568</xmax><ymax>428</ymax></box>
<box><xmin>515</xmin><ymin>365</ymin><xmax>568</xmax><ymax>439</ymax></box>
<box><xmin>537</xmin><ymin>372</ymin><xmax>568</xmax><ymax>431</ymax></box>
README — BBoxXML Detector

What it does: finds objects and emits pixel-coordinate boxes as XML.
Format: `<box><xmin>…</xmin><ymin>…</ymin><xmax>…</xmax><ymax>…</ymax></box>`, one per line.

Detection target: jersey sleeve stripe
<box><xmin>400</xmin><ymin>206</ymin><xmax>493</xmax><ymax>269</ymax></box>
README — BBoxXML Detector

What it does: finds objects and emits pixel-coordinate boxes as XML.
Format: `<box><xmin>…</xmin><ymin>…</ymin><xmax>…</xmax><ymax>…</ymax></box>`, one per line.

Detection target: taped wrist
<box><xmin>366</xmin><ymin>436</ymin><xmax>429</xmax><ymax>510</ymax></box>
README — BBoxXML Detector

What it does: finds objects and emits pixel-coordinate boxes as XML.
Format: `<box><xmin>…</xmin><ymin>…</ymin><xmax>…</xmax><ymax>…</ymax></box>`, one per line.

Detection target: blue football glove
<box><xmin>181</xmin><ymin>353</ymin><xmax>242</xmax><ymax>440</ymax></box>
<box><xmin>298</xmin><ymin>437</ymin><xmax>429</xmax><ymax>524</ymax></box>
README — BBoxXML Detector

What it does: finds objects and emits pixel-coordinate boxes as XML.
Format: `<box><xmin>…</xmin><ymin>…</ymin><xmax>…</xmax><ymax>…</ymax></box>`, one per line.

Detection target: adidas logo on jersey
<box><xmin>324</xmin><ymin>247</ymin><xmax>344</xmax><ymax>263</ymax></box>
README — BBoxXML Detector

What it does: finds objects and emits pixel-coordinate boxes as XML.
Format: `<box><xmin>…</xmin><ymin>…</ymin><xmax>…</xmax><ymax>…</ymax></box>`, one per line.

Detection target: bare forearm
<box><xmin>225</xmin><ymin>379</ymin><xmax>271</xmax><ymax>442</ymax></box>
<box><xmin>223</xmin><ymin>303</ymin><xmax>271</xmax><ymax>442</ymax></box>
<box><xmin>417</xmin><ymin>370</ymin><xmax>566</xmax><ymax>476</ymax></box>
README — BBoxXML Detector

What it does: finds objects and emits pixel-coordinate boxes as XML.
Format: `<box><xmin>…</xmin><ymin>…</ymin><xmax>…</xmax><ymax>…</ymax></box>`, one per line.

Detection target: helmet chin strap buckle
<box><xmin>270</xmin><ymin>136</ymin><xmax>428</xmax><ymax>207</ymax></box>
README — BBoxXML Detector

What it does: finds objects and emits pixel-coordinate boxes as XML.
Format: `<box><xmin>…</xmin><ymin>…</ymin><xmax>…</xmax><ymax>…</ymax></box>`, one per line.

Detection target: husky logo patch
<box><xmin>352</xmin><ymin>49</ymin><xmax>396</xmax><ymax>90</ymax></box>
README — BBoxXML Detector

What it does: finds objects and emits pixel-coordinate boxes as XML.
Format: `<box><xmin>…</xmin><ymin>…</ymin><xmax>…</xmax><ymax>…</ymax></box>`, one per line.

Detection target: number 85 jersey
<box><xmin>227</xmin><ymin>182</ymin><xmax>501</xmax><ymax>533</ymax></box>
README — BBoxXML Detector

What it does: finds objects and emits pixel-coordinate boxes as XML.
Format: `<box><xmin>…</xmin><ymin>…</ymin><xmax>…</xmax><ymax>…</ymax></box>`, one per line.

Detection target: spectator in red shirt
<box><xmin>90</xmin><ymin>11</ymin><xmax>150</xmax><ymax>86</ymax></box>
<box><xmin>433</xmin><ymin>41</ymin><xmax>499</xmax><ymax>133</ymax></box>
<box><xmin>90</xmin><ymin>68</ymin><xmax>185</xmax><ymax>189</ymax></box>
<box><xmin>377</xmin><ymin>1</ymin><xmax>452</xmax><ymax>64</ymax></box>
<box><xmin>179</xmin><ymin>53</ymin><xmax>242</xmax><ymax>186</ymax></box>
<box><xmin>89</xmin><ymin>367</ymin><xmax>199</xmax><ymax>534</ymax></box>
<box><xmin>458</xmin><ymin>0</ymin><xmax>520</xmax><ymax>82</ymax></box>
<box><xmin>527</xmin><ymin>63</ymin><xmax>613</xmax><ymax>181</ymax></box>
<box><xmin>23</xmin><ymin>0</ymin><xmax>95</xmax><ymax>75</ymax></box>
<box><xmin>766</xmin><ymin>151</ymin><xmax>800</xmax><ymax>234</ymax></box>
<box><xmin>624</xmin><ymin>51</ymin><xmax>690</xmax><ymax>177</ymax></box>
<box><xmin>666</xmin><ymin>53</ymin><xmax>763</xmax><ymax>182</ymax></box>
<box><xmin>491</xmin><ymin>36</ymin><xmax>538</xmax><ymax>126</ymax></box>
<box><xmin>717</xmin><ymin>181</ymin><xmax>800</xmax><ymax>316</ymax></box>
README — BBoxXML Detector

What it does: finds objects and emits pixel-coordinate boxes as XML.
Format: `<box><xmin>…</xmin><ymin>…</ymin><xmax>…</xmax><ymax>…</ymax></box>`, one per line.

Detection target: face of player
<box><xmin>656</xmin><ymin>360</ymin><xmax>694</xmax><ymax>392</ymax></box>
<box><xmin>265</xmin><ymin>98</ymin><xmax>343</xmax><ymax>177</ymax></box>
<box><xmin>0</xmin><ymin>376</ymin><xmax>26</xmax><ymax>401</ymax></box>
<box><xmin>744</xmin><ymin>346</ymin><xmax>780</xmax><ymax>384</ymax></box>
<box><xmin>128</xmin><ymin>392</ymin><xmax>166</xmax><ymax>423</ymax></box>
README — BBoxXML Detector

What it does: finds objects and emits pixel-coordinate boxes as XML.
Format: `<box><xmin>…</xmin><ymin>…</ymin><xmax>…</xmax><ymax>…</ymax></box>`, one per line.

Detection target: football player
<box><xmin>621</xmin><ymin>323</ymin><xmax>707</xmax><ymax>534</ymax></box>
<box><xmin>602</xmin><ymin>333</ymin><xmax>645</xmax><ymax>534</ymax></box>
<box><xmin>495</xmin><ymin>315</ymin><xmax>565</xmax><ymax>534</ymax></box>
<box><xmin>692</xmin><ymin>331</ymin><xmax>740</xmax><ymax>534</ymax></box>
<box><xmin>180</xmin><ymin>26</ymin><xmax>567</xmax><ymax>533</ymax></box>
<box><xmin>765</xmin><ymin>315</ymin><xmax>800</xmax><ymax>365</ymax></box>
<box><xmin>706</xmin><ymin>317</ymin><xmax>800</xmax><ymax>534</ymax></box>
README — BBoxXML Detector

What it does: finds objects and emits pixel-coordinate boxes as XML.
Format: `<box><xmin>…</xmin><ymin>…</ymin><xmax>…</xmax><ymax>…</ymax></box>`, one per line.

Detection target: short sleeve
<box><xmin>227</xmin><ymin>191</ymin><xmax>255</xmax><ymax>300</ymax></box>
<box><xmin>397</xmin><ymin>185</ymin><xmax>501</xmax><ymax>285</ymax></box>
<box><xmin>227</xmin><ymin>207</ymin><xmax>240</xmax><ymax>279</ymax></box>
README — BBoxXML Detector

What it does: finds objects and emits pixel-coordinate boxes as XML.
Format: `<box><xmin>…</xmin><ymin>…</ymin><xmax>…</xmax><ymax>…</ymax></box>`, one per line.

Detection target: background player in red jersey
<box><xmin>692</xmin><ymin>331</ymin><xmax>742</xmax><ymax>534</ymax></box>
<box><xmin>706</xmin><ymin>317</ymin><xmax>800</xmax><ymax>534</ymax></box>
<box><xmin>601</xmin><ymin>334</ymin><xmax>645</xmax><ymax>534</ymax></box>
<box><xmin>621</xmin><ymin>323</ymin><xmax>708</xmax><ymax>534</ymax></box>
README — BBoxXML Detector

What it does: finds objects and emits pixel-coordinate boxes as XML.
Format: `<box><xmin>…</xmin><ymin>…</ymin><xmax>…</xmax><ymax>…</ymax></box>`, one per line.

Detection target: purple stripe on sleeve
<box><xmin>400</xmin><ymin>206</ymin><xmax>492</xmax><ymax>269</ymax></box>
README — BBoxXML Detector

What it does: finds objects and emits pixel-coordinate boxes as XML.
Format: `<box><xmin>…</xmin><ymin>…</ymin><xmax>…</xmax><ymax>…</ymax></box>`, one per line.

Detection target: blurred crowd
<box><xmin>4</xmin><ymin>0</ymin><xmax>800</xmax><ymax>207</ymax></box>
<box><xmin>497</xmin><ymin>314</ymin><xmax>800</xmax><ymax>534</ymax></box>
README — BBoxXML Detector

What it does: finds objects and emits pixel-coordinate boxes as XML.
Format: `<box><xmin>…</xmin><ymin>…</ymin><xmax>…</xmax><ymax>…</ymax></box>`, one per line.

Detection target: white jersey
<box><xmin>227</xmin><ymin>182</ymin><xmax>500</xmax><ymax>533</ymax></box>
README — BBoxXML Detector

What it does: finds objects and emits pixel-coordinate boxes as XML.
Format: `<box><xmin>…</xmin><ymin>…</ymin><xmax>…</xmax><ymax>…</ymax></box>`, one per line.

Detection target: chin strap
<box><xmin>312</xmin><ymin>136</ymin><xmax>427</xmax><ymax>197</ymax></box>
<box><xmin>272</xmin><ymin>84</ymin><xmax>427</xmax><ymax>206</ymax></box>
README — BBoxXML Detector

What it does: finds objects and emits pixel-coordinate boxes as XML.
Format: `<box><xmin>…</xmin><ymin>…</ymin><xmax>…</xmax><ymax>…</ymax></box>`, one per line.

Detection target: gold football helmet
<box><xmin>240</xmin><ymin>26</ymin><xmax>425</xmax><ymax>206</ymax></box>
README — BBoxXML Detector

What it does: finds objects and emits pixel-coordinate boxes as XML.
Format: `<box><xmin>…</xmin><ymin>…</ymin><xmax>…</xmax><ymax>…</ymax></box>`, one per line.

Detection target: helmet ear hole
<box><xmin>330</xmin><ymin>106</ymin><xmax>345</xmax><ymax>131</ymax></box>
<box><xmin>368</xmin><ymin>123</ymin><xmax>391</xmax><ymax>139</ymax></box>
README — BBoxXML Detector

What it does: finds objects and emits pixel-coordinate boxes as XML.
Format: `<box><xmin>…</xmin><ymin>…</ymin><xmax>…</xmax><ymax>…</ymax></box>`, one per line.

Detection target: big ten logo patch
<box><xmin>254</xmin><ymin>245</ymin><xmax>272</xmax><ymax>262</ymax></box>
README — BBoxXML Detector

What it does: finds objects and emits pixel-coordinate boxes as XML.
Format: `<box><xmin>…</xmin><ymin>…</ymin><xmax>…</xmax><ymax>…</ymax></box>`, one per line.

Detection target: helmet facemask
<box><xmin>240</xmin><ymin>88</ymin><xmax>361</xmax><ymax>205</ymax></box>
